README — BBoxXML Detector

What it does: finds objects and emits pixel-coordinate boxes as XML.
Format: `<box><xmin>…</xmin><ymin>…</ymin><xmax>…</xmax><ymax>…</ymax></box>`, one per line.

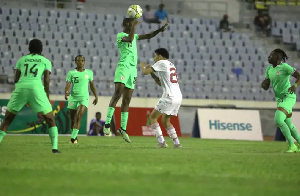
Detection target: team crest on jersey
<box><xmin>276</xmin><ymin>71</ymin><xmax>280</xmax><ymax>75</ymax></box>
<box><xmin>85</xmin><ymin>75</ymin><xmax>88</xmax><ymax>79</ymax></box>
<box><xmin>121</xmin><ymin>76</ymin><xmax>125</xmax><ymax>80</ymax></box>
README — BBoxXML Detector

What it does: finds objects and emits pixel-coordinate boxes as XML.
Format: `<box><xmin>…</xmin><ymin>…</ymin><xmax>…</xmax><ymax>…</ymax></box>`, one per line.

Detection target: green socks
<box><xmin>275</xmin><ymin>110</ymin><xmax>294</xmax><ymax>146</ymax></box>
<box><xmin>121</xmin><ymin>112</ymin><xmax>129</xmax><ymax>130</ymax></box>
<box><xmin>285</xmin><ymin>117</ymin><xmax>300</xmax><ymax>143</ymax></box>
<box><xmin>49</xmin><ymin>126</ymin><xmax>58</xmax><ymax>150</ymax></box>
<box><xmin>105</xmin><ymin>107</ymin><xmax>115</xmax><ymax>126</ymax></box>
<box><xmin>71</xmin><ymin>129</ymin><xmax>79</xmax><ymax>139</ymax></box>
<box><xmin>0</xmin><ymin>130</ymin><xmax>7</xmax><ymax>143</ymax></box>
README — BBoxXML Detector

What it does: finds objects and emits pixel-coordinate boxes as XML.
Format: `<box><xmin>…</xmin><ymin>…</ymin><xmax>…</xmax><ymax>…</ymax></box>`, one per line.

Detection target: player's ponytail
<box><xmin>274</xmin><ymin>48</ymin><xmax>288</xmax><ymax>62</ymax></box>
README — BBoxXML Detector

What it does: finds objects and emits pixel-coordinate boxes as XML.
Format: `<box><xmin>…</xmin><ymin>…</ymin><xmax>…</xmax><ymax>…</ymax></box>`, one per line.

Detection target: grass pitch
<box><xmin>0</xmin><ymin>136</ymin><xmax>299</xmax><ymax>196</ymax></box>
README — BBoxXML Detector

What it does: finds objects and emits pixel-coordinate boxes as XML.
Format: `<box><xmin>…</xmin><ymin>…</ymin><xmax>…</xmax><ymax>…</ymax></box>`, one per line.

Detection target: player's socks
<box><xmin>151</xmin><ymin>123</ymin><xmax>165</xmax><ymax>143</ymax></box>
<box><xmin>285</xmin><ymin>118</ymin><xmax>300</xmax><ymax>143</ymax></box>
<box><xmin>275</xmin><ymin>110</ymin><xmax>294</xmax><ymax>146</ymax></box>
<box><xmin>166</xmin><ymin>126</ymin><xmax>180</xmax><ymax>145</ymax></box>
<box><xmin>121</xmin><ymin>112</ymin><xmax>129</xmax><ymax>130</ymax></box>
<box><xmin>49</xmin><ymin>126</ymin><xmax>58</xmax><ymax>150</ymax></box>
<box><xmin>105</xmin><ymin>107</ymin><xmax>115</xmax><ymax>126</ymax></box>
<box><xmin>0</xmin><ymin>130</ymin><xmax>6</xmax><ymax>143</ymax></box>
<box><xmin>71</xmin><ymin>129</ymin><xmax>79</xmax><ymax>139</ymax></box>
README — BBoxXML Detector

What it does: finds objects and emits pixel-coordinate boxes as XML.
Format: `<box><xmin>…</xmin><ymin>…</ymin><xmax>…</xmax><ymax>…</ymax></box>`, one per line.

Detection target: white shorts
<box><xmin>154</xmin><ymin>97</ymin><xmax>182</xmax><ymax>116</ymax></box>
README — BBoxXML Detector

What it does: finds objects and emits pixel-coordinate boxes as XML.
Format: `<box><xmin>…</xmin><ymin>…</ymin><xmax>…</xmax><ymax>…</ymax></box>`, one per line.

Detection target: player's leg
<box><xmin>285</xmin><ymin>113</ymin><xmax>300</xmax><ymax>145</ymax></box>
<box><xmin>149</xmin><ymin>109</ymin><xmax>167</xmax><ymax>148</ymax></box>
<box><xmin>117</xmin><ymin>87</ymin><xmax>133</xmax><ymax>143</ymax></box>
<box><xmin>161</xmin><ymin>114</ymin><xmax>181</xmax><ymax>148</ymax></box>
<box><xmin>0</xmin><ymin>110</ymin><xmax>17</xmax><ymax>143</ymax></box>
<box><xmin>71</xmin><ymin>105</ymin><xmax>87</xmax><ymax>143</ymax></box>
<box><xmin>69</xmin><ymin>109</ymin><xmax>77</xmax><ymax>143</ymax></box>
<box><xmin>103</xmin><ymin>82</ymin><xmax>125</xmax><ymax>136</ymax></box>
<box><xmin>42</xmin><ymin>111</ymin><xmax>60</xmax><ymax>153</ymax></box>
<box><xmin>29</xmin><ymin>88</ymin><xmax>60</xmax><ymax>153</ymax></box>
<box><xmin>275</xmin><ymin>107</ymin><xmax>298</xmax><ymax>152</ymax></box>
<box><xmin>0</xmin><ymin>88</ymin><xmax>27</xmax><ymax>143</ymax></box>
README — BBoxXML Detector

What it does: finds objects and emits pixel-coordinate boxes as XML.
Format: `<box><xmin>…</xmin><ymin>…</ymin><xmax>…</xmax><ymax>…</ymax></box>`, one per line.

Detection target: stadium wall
<box><xmin>1</xmin><ymin>93</ymin><xmax>300</xmax><ymax>137</ymax></box>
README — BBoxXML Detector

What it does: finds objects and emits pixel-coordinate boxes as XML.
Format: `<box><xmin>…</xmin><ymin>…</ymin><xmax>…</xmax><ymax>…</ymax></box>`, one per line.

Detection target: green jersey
<box><xmin>265</xmin><ymin>63</ymin><xmax>296</xmax><ymax>98</ymax></box>
<box><xmin>66</xmin><ymin>69</ymin><xmax>93</xmax><ymax>101</ymax></box>
<box><xmin>116</xmin><ymin>32</ymin><xmax>139</xmax><ymax>67</ymax></box>
<box><xmin>15</xmin><ymin>54</ymin><xmax>52</xmax><ymax>89</ymax></box>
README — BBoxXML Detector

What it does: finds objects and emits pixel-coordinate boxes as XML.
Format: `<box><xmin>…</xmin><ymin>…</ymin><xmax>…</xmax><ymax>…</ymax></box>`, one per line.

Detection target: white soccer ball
<box><xmin>127</xmin><ymin>5</ymin><xmax>143</xmax><ymax>19</ymax></box>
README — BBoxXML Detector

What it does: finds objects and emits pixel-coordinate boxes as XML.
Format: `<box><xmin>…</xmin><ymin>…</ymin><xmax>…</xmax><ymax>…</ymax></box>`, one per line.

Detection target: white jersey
<box><xmin>152</xmin><ymin>60</ymin><xmax>182</xmax><ymax>99</ymax></box>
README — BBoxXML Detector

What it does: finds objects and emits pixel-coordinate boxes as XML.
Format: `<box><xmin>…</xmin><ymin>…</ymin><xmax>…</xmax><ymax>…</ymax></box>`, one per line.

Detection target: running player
<box><xmin>140</xmin><ymin>48</ymin><xmax>182</xmax><ymax>148</ymax></box>
<box><xmin>103</xmin><ymin>18</ymin><xmax>168</xmax><ymax>143</ymax></box>
<box><xmin>261</xmin><ymin>48</ymin><xmax>300</xmax><ymax>152</ymax></box>
<box><xmin>0</xmin><ymin>39</ymin><xmax>60</xmax><ymax>153</ymax></box>
<box><xmin>65</xmin><ymin>55</ymin><xmax>98</xmax><ymax>144</ymax></box>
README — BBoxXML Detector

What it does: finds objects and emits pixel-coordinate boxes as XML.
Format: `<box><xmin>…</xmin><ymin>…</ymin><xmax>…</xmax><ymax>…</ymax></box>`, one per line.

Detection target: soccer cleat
<box><xmin>103</xmin><ymin>127</ymin><xmax>112</xmax><ymax>136</ymax></box>
<box><xmin>156</xmin><ymin>141</ymin><xmax>168</xmax><ymax>148</ymax></box>
<box><xmin>118</xmin><ymin>128</ymin><xmax>131</xmax><ymax>143</ymax></box>
<box><xmin>173</xmin><ymin>144</ymin><xmax>182</xmax><ymax>148</ymax></box>
<box><xmin>286</xmin><ymin>144</ymin><xmax>299</xmax><ymax>153</ymax></box>
<box><xmin>52</xmin><ymin>149</ymin><xmax>61</xmax><ymax>153</ymax></box>
<box><xmin>70</xmin><ymin>137</ymin><xmax>78</xmax><ymax>144</ymax></box>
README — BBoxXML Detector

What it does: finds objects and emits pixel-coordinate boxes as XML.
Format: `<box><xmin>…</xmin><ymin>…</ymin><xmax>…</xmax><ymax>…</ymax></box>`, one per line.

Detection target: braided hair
<box><xmin>75</xmin><ymin>55</ymin><xmax>85</xmax><ymax>61</ymax></box>
<box><xmin>29</xmin><ymin>39</ymin><xmax>43</xmax><ymax>55</ymax></box>
<box><xmin>273</xmin><ymin>48</ymin><xmax>288</xmax><ymax>62</ymax></box>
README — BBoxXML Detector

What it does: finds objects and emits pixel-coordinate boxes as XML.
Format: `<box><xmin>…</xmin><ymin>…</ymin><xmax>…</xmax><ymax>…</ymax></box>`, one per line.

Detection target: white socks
<box><xmin>151</xmin><ymin>123</ymin><xmax>165</xmax><ymax>143</ymax></box>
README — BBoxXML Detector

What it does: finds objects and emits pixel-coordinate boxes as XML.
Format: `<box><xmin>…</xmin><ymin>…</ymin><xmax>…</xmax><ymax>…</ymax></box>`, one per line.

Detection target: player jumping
<box><xmin>140</xmin><ymin>48</ymin><xmax>182</xmax><ymax>148</ymax></box>
<box><xmin>261</xmin><ymin>49</ymin><xmax>300</xmax><ymax>152</ymax></box>
<box><xmin>0</xmin><ymin>39</ymin><xmax>60</xmax><ymax>153</ymax></box>
<box><xmin>103</xmin><ymin>18</ymin><xmax>168</xmax><ymax>143</ymax></box>
<box><xmin>65</xmin><ymin>55</ymin><xmax>98</xmax><ymax>144</ymax></box>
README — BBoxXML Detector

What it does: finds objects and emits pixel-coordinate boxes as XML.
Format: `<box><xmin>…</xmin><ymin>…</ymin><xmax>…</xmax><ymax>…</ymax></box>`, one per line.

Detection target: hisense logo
<box><xmin>209</xmin><ymin>120</ymin><xmax>252</xmax><ymax>131</ymax></box>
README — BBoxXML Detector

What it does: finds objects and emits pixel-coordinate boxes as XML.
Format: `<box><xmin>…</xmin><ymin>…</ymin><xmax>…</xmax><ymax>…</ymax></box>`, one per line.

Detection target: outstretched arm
<box><xmin>121</xmin><ymin>20</ymin><xmax>140</xmax><ymax>42</ymax></box>
<box><xmin>140</xmin><ymin>62</ymin><xmax>161</xmax><ymax>86</ymax></box>
<box><xmin>261</xmin><ymin>78</ymin><xmax>270</xmax><ymax>91</ymax></box>
<box><xmin>89</xmin><ymin>81</ymin><xmax>98</xmax><ymax>105</ymax></box>
<box><xmin>138</xmin><ymin>22</ymin><xmax>168</xmax><ymax>40</ymax></box>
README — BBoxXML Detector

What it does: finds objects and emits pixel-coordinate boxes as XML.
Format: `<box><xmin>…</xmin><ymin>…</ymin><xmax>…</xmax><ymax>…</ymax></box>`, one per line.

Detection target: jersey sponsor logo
<box><xmin>276</xmin><ymin>71</ymin><xmax>280</xmax><ymax>75</ymax></box>
<box><xmin>85</xmin><ymin>75</ymin><xmax>88</xmax><ymax>79</ymax></box>
<box><xmin>121</xmin><ymin>76</ymin><xmax>125</xmax><ymax>80</ymax></box>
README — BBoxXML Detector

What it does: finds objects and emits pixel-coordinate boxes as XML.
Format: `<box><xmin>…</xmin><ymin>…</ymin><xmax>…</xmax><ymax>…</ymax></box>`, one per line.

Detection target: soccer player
<box><xmin>103</xmin><ymin>18</ymin><xmax>168</xmax><ymax>143</ymax></box>
<box><xmin>140</xmin><ymin>48</ymin><xmax>182</xmax><ymax>148</ymax></box>
<box><xmin>261</xmin><ymin>49</ymin><xmax>300</xmax><ymax>152</ymax></box>
<box><xmin>65</xmin><ymin>55</ymin><xmax>98</xmax><ymax>144</ymax></box>
<box><xmin>0</xmin><ymin>39</ymin><xmax>60</xmax><ymax>153</ymax></box>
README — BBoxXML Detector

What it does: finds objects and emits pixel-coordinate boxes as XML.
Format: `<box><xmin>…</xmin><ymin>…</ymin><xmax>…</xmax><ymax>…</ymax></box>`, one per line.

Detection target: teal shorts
<box><xmin>7</xmin><ymin>88</ymin><xmax>52</xmax><ymax>115</ymax></box>
<box><xmin>67</xmin><ymin>98</ymin><xmax>89</xmax><ymax>110</ymax></box>
<box><xmin>276</xmin><ymin>93</ymin><xmax>296</xmax><ymax>114</ymax></box>
<box><xmin>114</xmin><ymin>64</ymin><xmax>137</xmax><ymax>89</ymax></box>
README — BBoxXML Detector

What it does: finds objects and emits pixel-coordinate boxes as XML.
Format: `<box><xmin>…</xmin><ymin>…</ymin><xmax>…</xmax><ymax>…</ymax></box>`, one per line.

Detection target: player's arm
<box><xmin>138</xmin><ymin>22</ymin><xmax>168</xmax><ymax>40</ymax></box>
<box><xmin>89</xmin><ymin>81</ymin><xmax>98</xmax><ymax>105</ymax></box>
<box><xmin>65</xmin><ymin>82</ymin><xmax>71</xmax><ymax>100</ymax></box>
<box><xmin>121</xmin><ymin>20</ymin><xmax>140</xmax><ymax>42</ymax></box>
<box><xmin>44</xmin><ymin>70</ymin><xmax>51</xmax><ymax>99</ymax></box>
<box><xmin>140</xmin><ymin>62</ymin><xmax>161</xmax><ymax>86</ymax></box>
<box><xmin>288</xmin><ymin>70</ymin><xmax>300</xmax><ymax>93</ymax></box>
<box><xmin>14</xmin><ymin>69</ymin><xmax>21</xmax><ymax>83</ymax></box>
<box><xmin>261</xmin><ymin>79</ymin><xmax>270</xmax><ymax>91</ymax></box>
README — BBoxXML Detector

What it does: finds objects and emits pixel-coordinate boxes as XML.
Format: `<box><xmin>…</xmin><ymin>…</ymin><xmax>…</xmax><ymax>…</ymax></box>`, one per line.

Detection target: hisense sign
<box><xmin>197</xmin><ymin>109</ymin><xmax>263</xmax><ymax>141</ymax></box>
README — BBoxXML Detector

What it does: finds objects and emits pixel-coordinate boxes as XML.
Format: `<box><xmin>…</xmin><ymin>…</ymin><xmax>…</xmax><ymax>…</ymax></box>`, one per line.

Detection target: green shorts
<box><xmin>67</xmin><ymin>98</ymin><xmax>89</xmax><ymax>110</ymax></box>
<box><xmin>7</xmin><ymin>88</ymin><xmax>52</xmax><ymax>115</ymax></box>
<box><xmin>276</xmin><ymin>94</ymin><xmax>296</xmax><ymax>114</ymax></box>
<box><xmin>114</xmin><ymin>64</ymin><xmax>137</xmax><ymax>89</ymax></box>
